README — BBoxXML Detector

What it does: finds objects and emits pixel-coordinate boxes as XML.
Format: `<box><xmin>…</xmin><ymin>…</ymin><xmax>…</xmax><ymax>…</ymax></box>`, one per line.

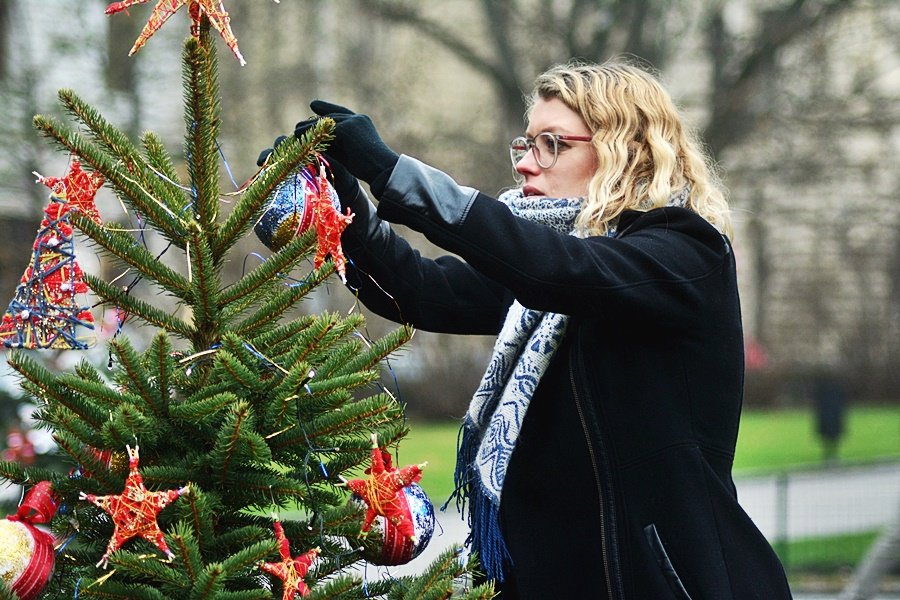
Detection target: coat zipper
<box><xmin>570</xmin><ymin>353</ymin><xmax>620</xmax><ymax>600</ymax></box>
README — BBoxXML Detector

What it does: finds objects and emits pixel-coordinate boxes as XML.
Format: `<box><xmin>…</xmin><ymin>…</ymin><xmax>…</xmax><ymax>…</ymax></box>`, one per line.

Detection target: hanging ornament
<box><xmin>105</xmin><ymin>0</ymin><xmax>260</xmax><ymax>66</ymax></box>
<box><xmin>259</xmin><ymin>521</ymin><xmax>319</xmax><ymax>600</ymax></box>
<box><xmin>345</xmin><ymin>434</ymin><xmax>434</xmax><ymax>565</ymax></box>
<box><xmin>0</xmin><ymin>161</ymin><xmax>104</xmax><ymax>350</ymax></box>
<box><xmin>79</xmin><ymin>445</ymin><xmax>189</xmax><ymax>567</ymax></box>
<box><xmin>254</xmin><ymin>160</ymin><xmax>353</xmax><ymax>282</ymax></box>
<box><xmin>34</xmin><ymin>159</ymin><xmax>104</xmax><ymax>226</ymax></box>
<box><xmin>0</xmin><ymin>481</ymin><xmax>59</xmax><ymax>600</ymax></box>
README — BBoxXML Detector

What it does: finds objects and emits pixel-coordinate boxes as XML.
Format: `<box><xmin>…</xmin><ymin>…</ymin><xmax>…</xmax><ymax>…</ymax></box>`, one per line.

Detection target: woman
<box><xmin>283</xmin><ymin>59</ymin><xmax>792</xmax><ymax>599</ymax></box>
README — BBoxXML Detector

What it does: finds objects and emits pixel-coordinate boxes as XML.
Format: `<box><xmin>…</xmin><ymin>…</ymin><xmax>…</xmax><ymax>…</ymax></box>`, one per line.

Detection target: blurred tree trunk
<box><xmin>105</xmin><ymin>0</ymin><xmax>144</xmax><ymax>140</ymax></box>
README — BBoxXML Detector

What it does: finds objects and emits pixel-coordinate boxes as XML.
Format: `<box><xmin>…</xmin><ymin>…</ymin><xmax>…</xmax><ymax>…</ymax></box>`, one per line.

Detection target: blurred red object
<box><xmin>2</xmin><ymin>426</ymin><xmax>36</xmax><ymax>465</ymax></box>
<box><xmin>744</xmin><ymin>336</ymin><xmax>769</xmax><ymax>371</ymax></box>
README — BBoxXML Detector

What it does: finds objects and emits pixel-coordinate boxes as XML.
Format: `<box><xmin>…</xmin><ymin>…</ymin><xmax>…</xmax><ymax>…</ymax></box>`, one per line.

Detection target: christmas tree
<box><xmin>0</xmin><ymin>8</ymin><xmax>490</xmax><ymax>600</ymax></box>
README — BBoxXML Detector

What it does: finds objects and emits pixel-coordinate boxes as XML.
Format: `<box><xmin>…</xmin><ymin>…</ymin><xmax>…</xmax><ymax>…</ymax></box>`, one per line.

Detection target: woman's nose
<box><xmin>515</xmin><ymin>150</ymin><xmax>541</xmax><ymax>176</ymax></box>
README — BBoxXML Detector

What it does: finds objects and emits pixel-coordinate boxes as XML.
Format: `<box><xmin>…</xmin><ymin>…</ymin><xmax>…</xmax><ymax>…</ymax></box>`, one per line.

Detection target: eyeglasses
<box><xmin>509</xmin><ymin>132</ymin><xmax>593</xmax><ymax>169</ymax></box>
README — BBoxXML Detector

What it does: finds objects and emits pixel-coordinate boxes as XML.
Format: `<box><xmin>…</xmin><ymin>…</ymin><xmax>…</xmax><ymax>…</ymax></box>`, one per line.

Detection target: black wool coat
<box><xmin>340</xmin><ymin>156</ymin><xmax>793</xmax><ymax>600</ymax></box>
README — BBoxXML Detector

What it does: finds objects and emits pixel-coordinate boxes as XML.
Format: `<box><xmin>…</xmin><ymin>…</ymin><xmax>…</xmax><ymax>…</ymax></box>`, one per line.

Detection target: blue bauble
<box><xmin>350</xmin><ymin>483</ymin><xmax>435</xmax><ymax>565</ymax></box>
<box><xmin>254</xmin><ymin>167</ymin><xmax>340</xmax><ymax>251</ymax></box>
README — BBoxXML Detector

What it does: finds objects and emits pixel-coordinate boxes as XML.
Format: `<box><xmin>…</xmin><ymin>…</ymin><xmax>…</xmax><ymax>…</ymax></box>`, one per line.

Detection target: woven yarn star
<box><xmin>310</xmin><ymin>167</ymin><xmax>353</xmax><ymax>283</ymax></box>
<box><xmin>79</xmin><ymin>445</ymin><xmax>188</xmax><ymax>567</ymax></box>
<box><xmin>259</xmin><ymin>521</ymin><xmax>319</xmax><ymax>599</ymax></box>
<box><xmin>37</xmin><ymin>159</ymin><xmax>105</xmax><ymax>225</ymax></box>
<box><xmin>105</xmin><ymin>0</ymin><xmax>260</xmax><ymax>65</ymax></box>
<box><xmin>345</xmin><ymin>434</ymin><xmax>426</xmax><ymax>542</ymax></box>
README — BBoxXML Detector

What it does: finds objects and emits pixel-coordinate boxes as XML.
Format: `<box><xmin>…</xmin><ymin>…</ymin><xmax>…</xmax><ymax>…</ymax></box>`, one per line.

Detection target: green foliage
<box><xmin>3</xmin><ymin>16</ymin><xmax>486</xmax><ymax>600</ymax></box>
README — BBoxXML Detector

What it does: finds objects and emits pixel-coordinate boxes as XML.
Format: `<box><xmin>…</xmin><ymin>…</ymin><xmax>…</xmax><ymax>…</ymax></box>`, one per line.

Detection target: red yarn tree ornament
<box><xmin>0</xmin><ymin>160</ymin><xmax>104</xmax><ymax>349</ymax></box>
<box><xmin>345</xmin><ymin>434</ymin><xmax>427</xmax><ymax>543</ymax></box>
<box><xmin>259</xmin><ymin>521</ymin><xmax>320</xmax><ymax>600</ymax></box>
<box><xmin>79</xmin><ymin>445</ymin><xmax>189</xmax><ymax>567</ymax></box>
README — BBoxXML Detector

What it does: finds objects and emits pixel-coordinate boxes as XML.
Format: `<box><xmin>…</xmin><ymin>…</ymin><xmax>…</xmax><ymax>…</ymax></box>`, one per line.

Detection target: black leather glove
<box><xmin>295</xmin><ymin>101</ymin><xmax>399</xmax><ymax>195</ymax></box>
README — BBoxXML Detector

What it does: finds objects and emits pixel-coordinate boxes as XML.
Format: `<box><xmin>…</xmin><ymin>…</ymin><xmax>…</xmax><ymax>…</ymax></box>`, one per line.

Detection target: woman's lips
<box><xmin>523</xmin><ymin>185</ymin><xmax>543</xmax><ymax>197</ymax></box>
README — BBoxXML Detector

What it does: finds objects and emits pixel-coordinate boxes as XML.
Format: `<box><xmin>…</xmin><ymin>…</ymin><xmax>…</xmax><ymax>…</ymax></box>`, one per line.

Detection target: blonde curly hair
<box><xmin>528</xmin><ymin>59</ymin><xmax>731</xmax><ymax>238</ymax></box>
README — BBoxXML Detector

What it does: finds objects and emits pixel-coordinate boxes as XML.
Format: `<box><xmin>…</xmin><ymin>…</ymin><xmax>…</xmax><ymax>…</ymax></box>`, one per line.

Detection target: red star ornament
<box><xmin>345</xmin><ymin>434</ymin><xmax>427</xmax><ymax>543</ymax></box>
<box><xmin>259</xmin><ymin>522</ymin><xmax>320</xmax><ymax>600</ymax></box>
<box><xmin>106</xmin><ymin>0</ymin><xmax>263</xmax><ymax>66</ymax></box>
<box><xmin>79</xmin><ymin>445</ymin><xmax>189</xmax><ymax>567</ymax></box>
<box><xmin>310</xmin><ymin>166</ymin><xmax>353</xmax><ymax>282</ymax></box>
<box><xmin>35</xmin><ymin>159</ymin><xmax>105</xmax><ymax>225</ymax></box>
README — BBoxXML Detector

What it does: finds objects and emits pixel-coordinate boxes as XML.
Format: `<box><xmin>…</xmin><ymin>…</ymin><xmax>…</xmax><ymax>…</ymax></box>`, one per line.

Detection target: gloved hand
<box><xmin>256</xmin><ymin>136</ymin><xmax>360</xmax><ymax>206</ymax></box>
<box><xmin>295</xmin><ymin>101</ymin><xmax>399</xmax><ymax>195</ymax></box>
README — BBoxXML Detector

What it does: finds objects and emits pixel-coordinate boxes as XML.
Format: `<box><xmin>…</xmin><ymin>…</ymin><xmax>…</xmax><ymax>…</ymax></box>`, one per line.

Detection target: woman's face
<box><xmin>515</xmin><ymin>96</ymin><xmax>597</xmax><ymax>199</ymax></box>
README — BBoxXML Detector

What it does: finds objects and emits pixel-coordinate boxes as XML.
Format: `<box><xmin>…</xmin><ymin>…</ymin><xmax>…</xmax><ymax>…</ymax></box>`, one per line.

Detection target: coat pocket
<box><xmin>643</xmin><ymin>523</ymin><xmax>694</xmax><ymax>600</ymax></box>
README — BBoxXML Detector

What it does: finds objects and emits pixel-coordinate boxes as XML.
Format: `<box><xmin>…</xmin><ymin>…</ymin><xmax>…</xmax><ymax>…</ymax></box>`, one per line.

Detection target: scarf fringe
<box><xmin>443</xmin><ymin>420</ymin><xmax>512</xmax><ymax>582</ymax></box>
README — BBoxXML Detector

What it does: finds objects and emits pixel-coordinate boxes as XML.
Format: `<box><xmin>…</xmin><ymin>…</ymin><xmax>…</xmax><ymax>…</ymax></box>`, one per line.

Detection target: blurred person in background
<box><xmin>264</xmin><ymin>59</ymin><xmax>792</xmax><ymax>599</ymax></box>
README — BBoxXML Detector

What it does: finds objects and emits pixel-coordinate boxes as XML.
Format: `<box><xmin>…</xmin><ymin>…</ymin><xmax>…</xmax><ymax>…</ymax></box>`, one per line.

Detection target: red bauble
<box><xmin>0</xmin><ymin>481</ymin><xmax>59</xmax><ymax>600</ymax></box>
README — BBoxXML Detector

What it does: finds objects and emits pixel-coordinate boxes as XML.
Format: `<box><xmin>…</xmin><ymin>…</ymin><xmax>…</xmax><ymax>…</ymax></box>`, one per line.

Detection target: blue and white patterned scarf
<box><xmin>448</xmin><ymin>189</ymin><xmax>586</xmax><ymax>582</ymax></box>
<box><xmin>449</xmin><ymin>186</ymin><xmax>692</xmax><ymax>582</ymax></box>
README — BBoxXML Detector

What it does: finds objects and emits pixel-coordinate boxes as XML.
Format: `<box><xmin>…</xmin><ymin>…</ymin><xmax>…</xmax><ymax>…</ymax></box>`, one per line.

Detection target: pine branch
<box><xmin>264</xmin><ymin>360</ymin><xmax>313</xmax><ymax>428</ymax></box>
<box><xmin>108</xmin><ymin>550</ymin><xmax>190</xmax><ymax>589</ymax></box>
<box><xmin>210</xmin><ymin>351</ymin><xmax>262</xmax><ymax>395</ymax></box>
<box><xmin>246</xmin><ymin>316</ymin><xmax>315</xmax><ymax>358</ymax></box>
<box><xmin>0</xmin><ymin>460</ymin><xmax>29</xmax><ymax>484</ymax></box>
<box><xmin>85</xmin><ymin>273</ymin><xmax>195</xmax><ymax>339</ymax></box>
<box><xmin>187</xmin><ymin>231</ymin><xmax>223</xmax><ymax>344</ymax></box>
<box><xmin>305</xmin><ymin>396</ymin><xmax>404</xmax><ymax>449</ymax></box>
<box><xmin>172</xmin><ymin>491</ymin><xmax>216</xmax><ymax>562</ymax></box>
<box><xmin>220</xmin><ymin>539</ymin><xmax>278</xmax><ymax>580</ymax></box>
<box><xmin>78</xmin><ymin>581</ymin><xmax>169</xmax><ymax>600</ymax></box>
<box><xmin>54</xmin><ymin>434</ymin><xmax>123</xmax><ymax>490</ymax></box>
<box><xmin>182</xmin><ymin>33</ymin><xmax>222</xmax><ymax>235</ymax></box>
<box><xmin>210</xmin><ymin>525</ymin><xmax>271</xmax><ymax>555</ymax></box>
<box><xmin>142</xmin><ymin>131</ymin><xmax>182</xmax><ymax>186</ymax></box>
<box><xmin>55</xmin><ymin>372</ymin><xmax>139</xmax><ymax>412</ymax></box>
<box><xmin>146</xmin><ymin>333</ymin><xmax>176</xmax><ymax>411</ymax></box>
<box><xmin>217</xmin><ymin>228</ymin><xmax>317</xmax><ymax>311</ymax></box>
<box><xmin>274</xmin><ymin>313</ymin><xmax>341</xmax><ymax>369</ymax></box>
<box><xmin>45</xmin><ymin>408</ymin><xmax>105</xmax><ymax>451</ymax></box>
<box><xmin>396</xmin><ymin>546</ymin><xmax>470</xmax><ymax>600</ymax></box>
<box><xmin>8</xmin><ymin>352</ymin><xmax>106</xmax><ymax>428</ymax></box>
<box><xmin>169</xmin><ymin>391</ymin><xmax>240</xmax><ymax>422</ymax></box>
<box><xmin>333</xmin><ymin>325</ymin><xmax>414</xmax><ymax>376</ymax></box>
<box><xmin>214</xmin><ymin>122</ymin><xmax>334</xmax><ymax>256</ymax></box>
<box><xmin>234</xmin><ymin>265</ymin><xmax>332</xmax><ymax>336</ymax></box>
<box><xmin>101</xmin><ymin>404</ymin><xmax>157</xmax><ymax>449</ymax></box>
<box><xmin>210</xmin><ymin>401</ymin><xmax>271</xmax><ymax>484</ymax></box>
<box><xmin>311</xmin><ymin>338</ymin><xmax>364</xmax><ymax>379</ymax></box>
<box><xmin>305</xmin><ymin>372</ymin><xmax>380</xmax><ymax>397</ymax></box>
<box><xmin>306</xmin><ymin>575</ymin><xmax>368</xmax><ymax>600</ymax></box>
<box><xmin>72</xmin><ymin>213</ymin><xmax>191</xmax><ymax>300</ymax></box>
<box><xmin>57</xmin><ymin>87</ymin><xmax>189</xmax><ymax>220</ymax></box>
<box><xmin>111</xmin><ymin>337</ymin><xmax>165</xmax><ymax>417</ymax></box>
<box><xmin>33</xmin><ymin>114</ymin><xmax>193</xmax><ymax>247</ymax></box>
